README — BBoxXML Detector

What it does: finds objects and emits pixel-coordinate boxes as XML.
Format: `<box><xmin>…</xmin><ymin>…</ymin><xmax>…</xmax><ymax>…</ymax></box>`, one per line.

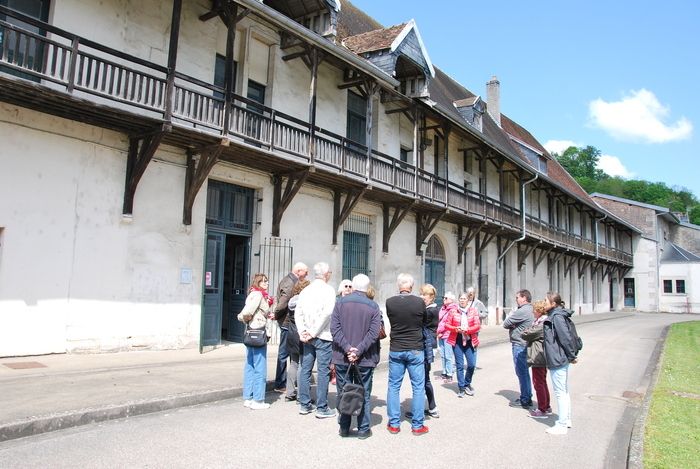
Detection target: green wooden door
<box><xmin>202</xmin><ymin>231</ymin><xmax>226</xmax><ymax>347</ymax></box>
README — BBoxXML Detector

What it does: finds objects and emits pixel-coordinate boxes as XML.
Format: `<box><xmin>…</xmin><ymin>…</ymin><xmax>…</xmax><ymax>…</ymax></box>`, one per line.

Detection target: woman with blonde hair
<box><xmin>237</xmin><ymin>273</ymin><xmax>274</xmax><ymax>410</ymax></box>
<box><xmin>522</xmin><ymin>300</ymin><xmax>551</xmax><ymax>418</ymax></box>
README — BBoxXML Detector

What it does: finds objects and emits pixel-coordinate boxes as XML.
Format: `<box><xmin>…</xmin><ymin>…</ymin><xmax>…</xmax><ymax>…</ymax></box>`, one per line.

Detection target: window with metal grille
<box><xmin>342</xmin><ymin>214</ymin><xmax>371</xmax><ymax>280</ymax></box>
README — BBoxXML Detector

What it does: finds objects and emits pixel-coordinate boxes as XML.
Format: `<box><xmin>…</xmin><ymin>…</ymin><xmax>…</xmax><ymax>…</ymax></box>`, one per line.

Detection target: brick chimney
<box><xmin>486</xmin><ymin>75</ymin><xmax>501</xmax><ymax>127</ymax></box>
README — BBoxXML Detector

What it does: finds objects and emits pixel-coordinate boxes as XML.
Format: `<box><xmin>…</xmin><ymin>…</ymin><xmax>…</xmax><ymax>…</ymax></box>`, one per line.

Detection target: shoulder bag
<box><xmin>337</xmin><ymin>364</ymin><xmax>365</xmax><ymax>416</ymax></box>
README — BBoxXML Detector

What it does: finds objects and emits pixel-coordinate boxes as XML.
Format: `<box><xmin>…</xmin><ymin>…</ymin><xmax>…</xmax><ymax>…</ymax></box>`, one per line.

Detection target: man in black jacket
<box><xmin>385</xmin><ymin>273</ymin><xmax>429</xmax><ymax>436</ymax></box>
<box><xmin>273</xmin><ymin>262</ymin><xmax>308</xmax><ymax>393</ymax></box>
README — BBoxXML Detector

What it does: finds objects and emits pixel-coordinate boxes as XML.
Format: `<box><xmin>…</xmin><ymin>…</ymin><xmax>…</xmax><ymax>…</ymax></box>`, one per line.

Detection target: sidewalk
<box><xmin>0</xmin><ymin>311</ymin><xmax>632</xmax><ymax>442</ymax></box>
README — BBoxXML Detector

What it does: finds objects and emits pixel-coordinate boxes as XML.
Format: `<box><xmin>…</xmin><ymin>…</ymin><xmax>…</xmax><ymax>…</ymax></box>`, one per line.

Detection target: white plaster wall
<box><xmin>0</xmin><ymin>104</ymin><xmax>205</xmax><ymax>356</ymax></box>
<box><xmin>659</xmin><ymin>263</ymin><xmax>700</xmax><ymax>313</ymax></box>
<box><xmin>630</xmin><ymin>237</ymin><xmax>659</xmax><ymax>311</ymax></box>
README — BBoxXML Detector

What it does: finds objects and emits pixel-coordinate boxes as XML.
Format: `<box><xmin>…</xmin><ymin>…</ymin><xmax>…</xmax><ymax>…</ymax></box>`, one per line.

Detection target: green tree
<box><xmin>554</xmin><ymin>145</ymin><xmax>606</xmax><ymax>181</ymax></box>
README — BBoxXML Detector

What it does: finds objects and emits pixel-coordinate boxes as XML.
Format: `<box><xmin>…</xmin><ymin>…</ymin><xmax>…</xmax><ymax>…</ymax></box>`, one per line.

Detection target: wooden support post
<box><xmin>578</xmin><ymin>258</ymin><xmax>592</xmax><ymax>279</ymax></box>
<box><xmin>222</xmin><ymin>2</ymin><xmax>238</xmax><ymax>136</ymax></box>
<box><xmin>382</xmin><ymin>202</ymin><xmax>414</xmax><ymax>253</ymax></box>
<box><xmin>415</xmin><ymin>211</ymin><xmax>445</xmax><ymax>256</ymax></box>
<box><xmin>517</xmin><ymin>242</ymin><xmax>537</xmax><ymax>271</ymax></box>
<box><xmin>364</xmin><ymin>79</ymin><xmax>378</xmax><ymax>179</ymax></box>
<box><xmin>564</xmin><ymin>255</ymin><xmax>577</xmax><ymax>278</ymax></box>
<box><xmin>122</xmin><ymin>126</ymin><xmax>168</xmax><ymax>216</ymax></box>
<box><xmin>457</xmin><ymin>225</ymin><xmax>482</xmax><ymax>264</ymax></box>
<box><xmin>412</xmin><ymin>106</ymin><xmax>419</xmax><ymax>195</ymax></box>
<box><xmin>164</xmin><ymin>0</ymin><xmax>182</xmax><ymax>121</ymax></box>
<box><xmin>475</xmin><ymin>231</ymin><xmax>497</xmax><ymax>261</ymax></box>
<box><xmin>533</xmin><ymin>246</ymin><xmax>553</xmax><ymax>275</ymax></box>
<box><xmin>308</xmin><ymin>47</ymin><xmax>319</xmax><ymax>164</ymax></box>
<box><xmin>183</xmin><ymin>140</ymin><xmax>228</xmax><ymax>224</ymax></box>
<box><xmin>271</xmin><ymin>170</ymin><xmax>310</xmax><ymax>236</ymax></box>
<box><xmin>332</xmin><ymin>187</ymin><xmax>366</xmax><ymax>245</ymax></box>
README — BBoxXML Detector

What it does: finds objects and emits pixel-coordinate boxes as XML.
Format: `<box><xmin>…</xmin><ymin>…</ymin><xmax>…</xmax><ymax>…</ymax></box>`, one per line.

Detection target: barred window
<box><xmin>342</xmin><ymin>214</ymin><xmax>371</xmax><ymax>280</ymax></box>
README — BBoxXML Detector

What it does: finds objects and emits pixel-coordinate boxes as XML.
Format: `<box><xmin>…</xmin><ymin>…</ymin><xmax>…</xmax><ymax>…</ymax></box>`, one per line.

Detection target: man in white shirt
<box><xmin>295</xmin><ymin>261</ymin><xmax>337</xmax><ymax>418</ymax></box>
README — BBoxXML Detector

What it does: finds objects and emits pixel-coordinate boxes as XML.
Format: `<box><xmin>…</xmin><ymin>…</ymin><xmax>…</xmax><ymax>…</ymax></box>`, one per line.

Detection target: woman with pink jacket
<box><xmin>436</xmin><ymin>292</ymin><xmax>459</xmax><ymax>383</ymax></box>
<box><xmin>443</xmin><ymin>292</ymin><xmax>481</xmax><ymax>397</ymax></box>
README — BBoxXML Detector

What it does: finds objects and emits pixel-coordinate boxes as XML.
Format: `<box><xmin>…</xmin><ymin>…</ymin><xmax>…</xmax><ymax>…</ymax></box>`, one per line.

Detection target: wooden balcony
<box><xmin>0</xmin><ymin>7</ymin><xmax>632</xmax><ymax>267</ymax></box>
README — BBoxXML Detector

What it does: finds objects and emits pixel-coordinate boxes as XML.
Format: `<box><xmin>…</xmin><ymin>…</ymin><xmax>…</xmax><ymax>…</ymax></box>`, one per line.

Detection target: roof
<box><xmin>342</xmin><ymin>22</ymin><xmax>407</xmax><ymax>54</ymax></box>
<box><xmin>590</xmin><ymin>193</ymin><xmax>681</xmax><ymax>224</ymax></box>
<box><xmin>679</xmin><ymin>221</ymin><xmax>700</xmax><ymax>231</ymax></box>
<box><xmin>661</xmin><ymin>242</ymin><xmax>700</xmax><ymax>263</ymax></box>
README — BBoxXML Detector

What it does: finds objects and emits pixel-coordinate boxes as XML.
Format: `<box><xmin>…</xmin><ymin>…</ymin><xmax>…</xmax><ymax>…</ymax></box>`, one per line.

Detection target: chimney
<box><xmin>486</xmin><ymin>75</ymin><xmax>501</xmax><ymax>127</ymax></box>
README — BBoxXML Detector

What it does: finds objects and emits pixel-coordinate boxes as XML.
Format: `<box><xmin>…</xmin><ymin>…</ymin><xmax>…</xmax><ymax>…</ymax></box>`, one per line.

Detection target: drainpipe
<box><xmin>496</xmin><ymin>173</ymin><xmax>538</xmax><ymax>311</ymax></box>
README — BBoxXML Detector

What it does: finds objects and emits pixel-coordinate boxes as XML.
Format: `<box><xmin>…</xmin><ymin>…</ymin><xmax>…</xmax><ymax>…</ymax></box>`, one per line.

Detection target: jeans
<box><xmin>299</xmin><ymin>338</ymin><xmax>333</xmax><ymax>411</ymax></box>
<box><xmin>438</xmin><ymin>337</ymin><xmax>454</xmax><ymax>377</ymax></box>
<box><xmin>550</xmin><ymin>363</ymin><xmax>571</xmax><ymax>427</ymax></box>
<box><xmin>453</xmin><ymin>336</ymin><xmax>477</xmax><ymax>389</ymax></box>
<box><xmin>512</xmin><ymin>343</ymin><xmax>532</xmax><ymax>404</ymax></box>
<box><xmin>286</xmin><ymin>352</ymin><xmax>299</xmax><ymax>399</ymax></box>
<box><xmin>274</xmin><ymin>327</ymin><xmax>289</xmax><ymax>389</ymax></box>
<box><xmin>532</xmin><ymin>366</ymin><xmax>550</xmax><ymax>412</ymax></box>
<box><xmin>387</xmin><ymin>350</ymin><xmax>425</xmax><ymax>429</ymax></box>
<box><xmin>243</xmin><ymin>345</ymin><xmax>267</xmax><ymax>402</ymax></box>
<box><xmin>335</xmin><ymin>364</ymin><xmax>374</xmax><ymax>432</ymax></box>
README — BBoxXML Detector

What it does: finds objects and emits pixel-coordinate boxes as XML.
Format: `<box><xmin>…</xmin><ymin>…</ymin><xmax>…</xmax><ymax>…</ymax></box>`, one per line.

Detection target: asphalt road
<box><xmin>0</xmin><ymin>314</ymin><xmax>691</xmax><ymax>469</ymax></box>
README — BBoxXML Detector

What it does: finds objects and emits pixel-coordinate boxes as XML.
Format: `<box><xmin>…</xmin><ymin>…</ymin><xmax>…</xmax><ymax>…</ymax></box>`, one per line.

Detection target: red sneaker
<box><xmin>386</xmin><ymin>424</ymin><xmax>401</xmax><ymax>434</ymax></box>
<box><xmin>411</xmin><ymin>425</ymin><xmax>430</xmax><ymax>436</ymax></box>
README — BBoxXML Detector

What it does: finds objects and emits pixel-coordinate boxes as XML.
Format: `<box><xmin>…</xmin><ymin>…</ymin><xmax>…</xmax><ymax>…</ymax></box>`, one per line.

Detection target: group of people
<box><xmin>504</xmin><ymin>289</ymin><xmax>580</xmax><ymax>435</ymax></box>
<box><xmin>237</xmin><ymin>263</ymin><xmax>579</xmax><ymax>438</ymax></box>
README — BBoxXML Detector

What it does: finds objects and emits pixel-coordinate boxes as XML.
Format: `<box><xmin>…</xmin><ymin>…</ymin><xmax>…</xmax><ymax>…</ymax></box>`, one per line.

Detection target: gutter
<box><xmin>235</xmin><ymin>0</ymin><xmax>399</xmax><ymax>88</ymax></box>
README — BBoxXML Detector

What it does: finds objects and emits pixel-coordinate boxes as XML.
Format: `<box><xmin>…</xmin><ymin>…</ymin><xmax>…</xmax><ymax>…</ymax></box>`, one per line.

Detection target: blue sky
<box><xmin>348</xmin><ymin>0</ymin><xmax>699</xmax><ymax>198</ymax></box>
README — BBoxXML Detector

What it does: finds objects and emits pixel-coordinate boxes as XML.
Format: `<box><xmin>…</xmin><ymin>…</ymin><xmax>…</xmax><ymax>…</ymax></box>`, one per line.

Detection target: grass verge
<box><xmin>643</xmin><ymin>320</ymin><xmax>700</xmax><ymax>469</ymax></box>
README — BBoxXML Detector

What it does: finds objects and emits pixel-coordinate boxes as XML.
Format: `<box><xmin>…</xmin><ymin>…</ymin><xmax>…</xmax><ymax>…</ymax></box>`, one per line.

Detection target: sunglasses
<box><xmin>343</xmin><ymin>285</ymin><xmax>352</xmax><ymax>288</ymax></box>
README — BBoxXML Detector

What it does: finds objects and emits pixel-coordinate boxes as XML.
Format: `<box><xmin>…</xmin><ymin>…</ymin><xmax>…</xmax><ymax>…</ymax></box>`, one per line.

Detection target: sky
<box><xmin>348</xmin><ymin>0</ymin><xmax>699</xmax><ymax>199</ymax></box>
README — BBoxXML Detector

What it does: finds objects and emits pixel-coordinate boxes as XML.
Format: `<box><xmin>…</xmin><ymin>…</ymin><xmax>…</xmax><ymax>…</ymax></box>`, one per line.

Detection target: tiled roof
<box><xmin>336</xmin><ymin>0</ymin><xmax>383</xmax><ymax>41</ymax></box>
<box><xmin>342</xmin><ymin>23</ymin><xmax>407</xmax><ymax>54</ymax></box>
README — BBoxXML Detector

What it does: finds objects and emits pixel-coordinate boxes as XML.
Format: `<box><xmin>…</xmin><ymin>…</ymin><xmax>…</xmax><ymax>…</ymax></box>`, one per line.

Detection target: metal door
<box><xmin>624</xmin><ymin>278</ymin><xmax>635</xmax><ymax>307</ymax></box>
<box><xmin>202</xmin><ymin>231</ymin><xmax>225</xmax><ymax>347</ymax></box>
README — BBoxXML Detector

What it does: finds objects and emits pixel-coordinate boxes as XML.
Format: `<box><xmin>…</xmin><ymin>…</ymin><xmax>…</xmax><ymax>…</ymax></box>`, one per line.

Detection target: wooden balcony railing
<box><xmin>0</xmin><ymin>7</ymin><xmax>632</xmax><ymax>266</ymax></box>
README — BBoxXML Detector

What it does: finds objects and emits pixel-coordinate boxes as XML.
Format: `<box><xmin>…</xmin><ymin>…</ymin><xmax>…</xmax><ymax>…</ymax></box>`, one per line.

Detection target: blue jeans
<box><xmin>299</xmin><ymin>338</ymin><xmax>333</xmax><ymax>411</ymax></box>
<box><xmin>438</xmin><ymin>337</ymin><xmax>454</xmax><ymax>377</ymax></box>
<box><xmin>550</xmin><ymin>364</ymin><xmax>571</xmax><ymax>427</ymax></box>
<box><xmin>335</xmin><ymin>364</ymin><xmax>374</xmax><ymax>432</ymax></box>
<box><xmin>387</xmin><ymin>350</ymin><xmax>425</xmax><ymax>429</ymax></box>
<box><xmin>453</xmin><ymin>336</ymin><xmax>477</xmax><ymax>389</ymax></box>
<box><xmin>243</xmin><ymin>345</ymin><xmax>267</xmax><ymax>401</ymax></box>
<box><xmin>512</xmin><ymin>343</ymin><xmax>532</xmax><ymax>404</ymax></box>
<box><xmin>274</xmin><ymin>327</ymin><xmax>289</xmax><ymax>389</ymax></box>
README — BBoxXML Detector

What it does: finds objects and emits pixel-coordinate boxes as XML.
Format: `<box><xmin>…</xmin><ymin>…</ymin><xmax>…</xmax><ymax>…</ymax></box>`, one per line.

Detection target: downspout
<box><xmin>497</xmin><ymin>173</ymin><xmax>539</xmax><ymax>263</ymax></box>
<box><xmin>496</xmin><ymin>173</ymin><xmax>538</xmax><ymax>314</ymax></box>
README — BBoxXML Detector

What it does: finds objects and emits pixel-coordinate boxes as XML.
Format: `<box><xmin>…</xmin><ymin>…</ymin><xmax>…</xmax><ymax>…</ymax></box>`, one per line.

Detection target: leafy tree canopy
<box><xmin>552</xmin><ymin>146</ymin><xmax>700</xmax><ymax>224</ymax></box>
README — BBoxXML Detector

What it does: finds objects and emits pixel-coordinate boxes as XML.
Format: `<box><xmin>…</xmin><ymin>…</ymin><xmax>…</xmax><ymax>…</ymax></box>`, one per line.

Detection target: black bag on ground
<box><xmin>338</xmin><ymin>364</ymin><xmax>365</xmax><ymax>416</ymax></box>
<box><xmin>243</xmin><ymin>325</ymin><xmax>267</xmax><ymax>347</ymax></box>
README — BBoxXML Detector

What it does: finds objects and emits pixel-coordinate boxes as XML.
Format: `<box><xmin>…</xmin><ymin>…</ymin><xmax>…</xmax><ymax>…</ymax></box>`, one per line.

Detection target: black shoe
<box><xmin>339</xmin><ymin>427</ymin><xmax>350</xmax><ymax>438</ymax></box>
<box><xmin>464</xmin><ymin>384</ymin><xmax>474</xmax><ymax>396</ymax></box>
<box><xmin>357</xmin><ymin>429</ymin><xmax>372</xmax><ymax>440</ymax></box>
<box><xmin>284</xmin><ymin>395</ymin><xmax>297</xmax><ymax>402</ymax></box>
<box><xmin>404</xmin><ymin>411</ymin><xmax>414</xmax><ymax>419</ymax></box>
<box><xmin>509</xmin><ymin>398</ymin><xmax>533</xmax><ymax>408</ymax></box>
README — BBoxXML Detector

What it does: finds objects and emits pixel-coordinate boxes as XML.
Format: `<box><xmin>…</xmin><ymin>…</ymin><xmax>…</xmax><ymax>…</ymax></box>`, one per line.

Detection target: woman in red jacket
<box><xmin>444</xmin><ymin>292</ymin><xmax>481</xmax><ymax>397</ymax></box>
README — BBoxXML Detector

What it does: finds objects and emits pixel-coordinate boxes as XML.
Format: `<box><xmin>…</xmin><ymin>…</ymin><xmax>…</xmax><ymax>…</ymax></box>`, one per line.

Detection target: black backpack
<box><xmin>559</xmin><ymin>312</ymin><xmax>583</xmax><ymax>355</ymax></box>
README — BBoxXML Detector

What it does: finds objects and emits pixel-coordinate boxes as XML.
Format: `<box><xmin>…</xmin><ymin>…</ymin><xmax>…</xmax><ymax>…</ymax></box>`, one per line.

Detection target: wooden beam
<box><xmin>564</xmin><ymin>255</ymin><xmax>577</xmax><ymax>278</ymax></box>
<box><xmin>382</xmin><ymin>202</ymin><xmax>414</xmax><ymax>253</ymax></box>
<box><xmin>332</xmin><ymin>187</ymin><xmax>367</xmax><ymax>245</ymax></box>
<box><xmin>602</xmin><ymin>264</ymin><xmax>613</xmax><ymax>280</ymax></box>
<box><xmin>475</xmin><ymin>231</ymin><xmax>497</xmax><ymax>259</ymax></box>
<box><xmin>338</xmin><ymin>79</ymin><xmax>365</xmax><ymax>90</ymax></box>
<box><xmin>533</xmin><ymin>246</ymin><xmax>553</xmax><ymax>274</ymax></box>
<box><xmin>182</xmin><ymin>141</ymin><xmax>228</xmax><ymax>225</ymax></box>
<box><xmin>163</xmin><ymin>0</ymin><xmax>182</xmax><ymax>121</ymax></box>
<box><xmin>123</xmin><ymin>125</ymin><xmax>168</xmax><ymax>216</ymax></box>
<box><xmin>416</xmin><ymin>211</ymin><xmax>446</xmax><ymax>256</ymax></box>
<box><xmin>517</xmin><ymin>242</ymin><xmax>538</xmax><ymax>271</ymax></box>
<box><xmin>578</xmin><ymin>258</ymin><xmax>592</xmax><ymax>279</ymax></box>
<box><xmin>271</xmin><ymin>170</ymin><xmax>310</xmax><ymax>236</ymax></box>
<box><xmin>385</xmin><ymin>107</ymin><xmax>412</xmax><ymax>115</ymax></box>
<box><xmin>457</xmin><ymin>225</ymin><xmax>482</xmax><ymax>264</ymax></box>
<box><xmin>547</xmin><ymin>252</ymin><xmax>563</xmax><ymax>276</ymax></box>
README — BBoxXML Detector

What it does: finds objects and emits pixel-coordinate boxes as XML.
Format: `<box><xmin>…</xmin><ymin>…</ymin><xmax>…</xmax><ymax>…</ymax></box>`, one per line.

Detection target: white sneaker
<box><xmin>243</xmin><ymin>400</ymin><xmax>252</xmax><ymax>408</ymax></box>
<box><xmin>249</xmin><ymin>401</ymin><xmax>270</xmax><ymax>410</ymax></box>
<box><xmin>546</xmin><ymin>425</ymin><xmax>568</xmax><ymax>435</ymax></box>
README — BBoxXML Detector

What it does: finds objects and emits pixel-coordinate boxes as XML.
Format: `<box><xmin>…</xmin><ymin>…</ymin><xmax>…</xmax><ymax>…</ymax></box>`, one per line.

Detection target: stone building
<box><xmin>591</xmin><ymin>193</ymin><xmax>700</xmax><ymax>313</ymax></box>
<box><xmin>1</xmin><ymin>0</ymin><xmax>636</xmax><ymax>356</ymax></box>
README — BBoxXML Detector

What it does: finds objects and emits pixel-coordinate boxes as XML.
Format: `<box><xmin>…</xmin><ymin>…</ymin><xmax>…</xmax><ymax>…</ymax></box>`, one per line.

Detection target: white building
<box><xmin>0</xmin><ymin>0</ymin><xmax>636</xmax><ymax>356</ymax></box>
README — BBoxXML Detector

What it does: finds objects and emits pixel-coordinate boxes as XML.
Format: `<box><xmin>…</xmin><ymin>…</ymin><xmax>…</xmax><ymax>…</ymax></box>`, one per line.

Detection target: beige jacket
<box><xmin>237</xmin><ymin>290</ymin><xmax>271</xmax><ymax>329</ymax></box>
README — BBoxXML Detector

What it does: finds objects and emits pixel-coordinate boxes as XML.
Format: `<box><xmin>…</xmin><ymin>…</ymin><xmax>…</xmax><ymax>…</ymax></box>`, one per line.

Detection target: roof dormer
<box><xmin>343</xmin><ymin>19</ymin><xmax>434</xmax><ymax>98</ymax></box>
<box><xmin>454</xmin><ymin>96</ymin><xmax>485</xmax><ymax>132</ymax></box>
<box><xmin>264</xmin><ymin>0</ymin><xmax>341</xmax><ymax>40</ymax></box>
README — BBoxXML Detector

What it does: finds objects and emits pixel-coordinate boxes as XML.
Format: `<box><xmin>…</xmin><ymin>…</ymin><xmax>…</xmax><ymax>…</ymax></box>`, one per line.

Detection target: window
<box><xmin>537</xmin><ymin>156</ymin><xmax>548</xmax><ymax>174</ymax></box>
<box><xmin>663</xmin><ymin>280</ymin><xmax>672</xmax><ymax>293</ymax></box>
<box><xmin>463</xmin><ymin>151</ymin><xmax>473</xmax><ymax>173</ymax></box>
<box><xmin>213</xmin><ymin>54</ymin><xmax>238</xmax><ymax>100</ymax></box>
<box><xmin>400</xmin><ymin>147</ymin><xmax>411</xmax><ymax>163</ymax></box>
<box><xmin>342</xmin><ymin>214</ymin><xmax>371</xmax><ymax>280</ymax></box>
<box><xmin>346</xmin><ymin>91</ymin><xmax>366</xmax><ymax>146</ymax></box>
<box><xmin>0</xmin><ymin>0</ymin><xmax>51</xmax><ymax>81</ymax></box>
<box><xmin>676</xmin><ymin>280</ymin><xmax>686</xmax><ymax>294</ymax></box>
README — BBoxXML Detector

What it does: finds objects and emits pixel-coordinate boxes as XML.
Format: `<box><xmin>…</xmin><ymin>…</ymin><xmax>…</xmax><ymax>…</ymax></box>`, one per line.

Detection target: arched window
<box><xmin>424</xmin><ymin>235</ymin><xmax>445</xmax><ymax>303</ymax></box>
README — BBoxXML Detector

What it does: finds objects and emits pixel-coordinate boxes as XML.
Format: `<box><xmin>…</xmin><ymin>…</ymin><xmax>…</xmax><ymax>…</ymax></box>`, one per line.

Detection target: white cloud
<box><xmin>543</xmin><ymin>139</ymin><xmax>580</xmax><ymax>155</ymax></box>
<box><xmin>597</xmin><ymin>154</ymin><xmax>634</xmax><ymax>178</ymax></box>
<box><xmin>589</xmin><ymin>89</ymin><xmax>693</xmax><ymax>143</ymax></box>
